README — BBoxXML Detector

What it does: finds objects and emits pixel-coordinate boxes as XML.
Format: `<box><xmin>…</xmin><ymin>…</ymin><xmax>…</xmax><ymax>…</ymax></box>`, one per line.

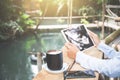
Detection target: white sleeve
<box><xmin>75</xmin><ymin>51</ymin><xmax>120</xmax><ymax>77</ymax></box>
<box><xmin>97</xmin><ymin>42</ymin><xmax>120</xmax><ymax>58</ymax></box>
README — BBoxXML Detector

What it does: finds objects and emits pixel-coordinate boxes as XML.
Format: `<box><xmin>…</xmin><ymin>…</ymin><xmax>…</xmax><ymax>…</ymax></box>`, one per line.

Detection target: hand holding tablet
<box><xmin>61</xmin><ymin>24</ymin><xmax>94</xmax><ymax>51</ymax></box>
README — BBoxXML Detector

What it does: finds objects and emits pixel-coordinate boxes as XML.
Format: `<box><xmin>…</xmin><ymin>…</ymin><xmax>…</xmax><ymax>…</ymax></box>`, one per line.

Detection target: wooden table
<box><xmin>33</xmin><ymin>46</ymin><xmax>103</xmax><ymax>80</ymax></box>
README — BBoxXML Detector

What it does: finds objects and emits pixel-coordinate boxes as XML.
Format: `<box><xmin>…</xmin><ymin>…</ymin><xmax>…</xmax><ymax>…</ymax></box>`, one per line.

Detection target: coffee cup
<box><xmin>46</xmin><ymin>50</ymin><xmax>63</xmax><ymax>70</ymax></box>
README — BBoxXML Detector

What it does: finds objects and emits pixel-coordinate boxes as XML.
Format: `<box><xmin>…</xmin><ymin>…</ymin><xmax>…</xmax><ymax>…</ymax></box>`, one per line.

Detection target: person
<box><xmin>62</xmin><ymin>30</ymin><xmax>120</xmax><ymax>78</ymax></box>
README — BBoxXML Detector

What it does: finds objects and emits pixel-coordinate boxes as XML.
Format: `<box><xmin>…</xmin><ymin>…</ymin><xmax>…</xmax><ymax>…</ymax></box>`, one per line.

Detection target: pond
<box><xmin>0</xmin><ymin>40</ymin><xmax>33</xmax><ymax>80</ymax></box>
<box><xmin>0</xmin><ymin>29</ymin><xmax>66</xmax><ymax>80</ymax></box>
<box><xmin>0</xmin><ymin>26</ymin><xmax>114</xmax><ymax>80</ymax></box>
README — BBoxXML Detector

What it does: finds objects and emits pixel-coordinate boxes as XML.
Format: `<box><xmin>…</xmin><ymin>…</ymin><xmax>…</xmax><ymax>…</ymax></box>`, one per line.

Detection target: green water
<box><xmin>0</xmin><ymin>31</ymin><xmax>65</xmax><ymax>80</ymax></box>
<box><xmin>38</xmin><ymin>33</ymin><xmax>65</xmax><ymax>53</ymax></box>
<box><xmin>0</xmin><ymin>40</ymin><xmax>33</xmax><ymax>80</ymax></box>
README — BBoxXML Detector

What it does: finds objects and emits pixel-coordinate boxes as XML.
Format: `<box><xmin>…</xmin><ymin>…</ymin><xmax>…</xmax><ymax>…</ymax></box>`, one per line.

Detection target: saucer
<box><xmin>43</xmin><ymin>63</ymin><xmax>68</xmax><ymax>74</ymax></box>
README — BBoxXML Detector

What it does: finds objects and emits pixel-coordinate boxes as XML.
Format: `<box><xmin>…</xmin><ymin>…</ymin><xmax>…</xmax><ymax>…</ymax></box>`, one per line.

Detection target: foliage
<box><xmin>80</xmin><ymin>19</ymin><xmax>89</xmax><ymax>24</ymax></box>
<box><xmin>37</xmin><ymin>0</ymin><xmax>102</xmax><ymax>16</ymax></box>
<box><xmin>77</xmin><ymin>6</ymin><xmax>96</xmax><ymax>24</ymax></box>
<box><xmin>0</xmin><ymin>20</ymin><xmax>23</xmax><ymax>40</ymax></box>
<box><xmin>0</xmin><ymin>0</ymin><xmax>23</xmax><ymax>22</ymax></box>
<box><xmin>17</xmin><ymin>13</ymin><xmax>36</xmax><ymax>30</ymax></box>
<box><xmin>78</xmin><ymin>6</ymin><xmax>96</xmax><ymax>16</ymax></box>
<box><xmin>39</xmin><ymin>0</ymin><xmax>103</xmax><ymax>23</ymax></box>
<box><xmin>0</xmin><ymin>0</ymin><xmax>35</xmax><ymax>40</ymax></box>
<box><xmin>1</xmin><ymin>0</ymin><xmax>119</xmax><ymax>40</ymax></box>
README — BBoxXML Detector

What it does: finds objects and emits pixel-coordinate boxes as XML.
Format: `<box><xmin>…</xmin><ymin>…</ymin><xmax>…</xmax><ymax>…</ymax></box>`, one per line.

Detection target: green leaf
<box><xmin>21</xmin><ymin>13</ymin><xmax>30</xmax><ymax>19</ymax></box>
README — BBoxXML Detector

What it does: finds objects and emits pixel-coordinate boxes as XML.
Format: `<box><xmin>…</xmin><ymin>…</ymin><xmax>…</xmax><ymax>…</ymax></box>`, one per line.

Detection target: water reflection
<box><xmin>39</xmin><ymin>33</ymin><xmax>65</xmax><ymax>53</ymax></box>
<box><xmin>0</xmin><ymin>41</ymin><xmax>33</xmax><ymax>80</ymax></box>
<box><xmin>0</xmin><ymin>32</ymin><xmax>65</xmax><ymax>80</ymax></box>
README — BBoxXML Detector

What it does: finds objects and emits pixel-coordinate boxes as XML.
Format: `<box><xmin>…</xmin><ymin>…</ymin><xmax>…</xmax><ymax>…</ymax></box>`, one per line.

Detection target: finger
<box><xmin>88</xmin><ymin>30</ymin><xmax>95</xmax><ymax>35</ymax></box>
<box><xmin>117</xmin><ymin>45</ymin><xmax>120</xmax><ymax>51</ymax></box>
<box><xmin>88</xmin><ymin>30</ymin><xmax>97</xmax><ymax>37</ymax></box>
<box><xmin>62</xmin><ymin>46</ymin><xmax>69</xmax><ymax>53</ymax></box>
<box><xmin>66</xmin><ymin>43</ymin><xmax>75</xmax><ymax>50</ymax></box>
<box><xmin>65</xmin><ymin>43</ymin><xmax>69</xmax><ymax>49</ymax></box>
<box><xmin>65</xmin><ymin>42</ymin><xmax>71</xmax><ymax>48</ymax></box>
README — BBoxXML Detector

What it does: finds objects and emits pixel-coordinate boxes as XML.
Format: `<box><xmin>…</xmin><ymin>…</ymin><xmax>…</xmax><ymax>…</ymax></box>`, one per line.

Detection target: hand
<box><xmin>117</xmin><ymin>45</ymin><xmax>120</xmax><ymax>51</ymax></box>
<box><xmin>62</xmin><ymin>42</ymin><xmax>80</xmax><ymax>59</ymax></box>
<box><xmin>112</xmin><ymin>44</ymin><xmax>120</xmax><ymax>51</ymax></box>
<box><xmin>88</xmin><ymin>30</ymin><xmax>100</xmax><ymax>47</ymax></box>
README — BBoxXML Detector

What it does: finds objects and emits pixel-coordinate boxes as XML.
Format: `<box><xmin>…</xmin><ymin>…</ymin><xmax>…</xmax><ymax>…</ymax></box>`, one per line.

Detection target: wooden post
<box><xmin>101</xmin><ymin>0</ymin><xmax>105</xmax><ymax>39</ymax></box>
<box><xmin>67</xmin><ymin>0</ymin><xmax>73</xmax><ymax>27</ymax></box>
<box><xmin>70</xmin><ymin>0</ymin><xmax>73</xmax><ymax>25</ymax></box>
<box><xmin>37</xmin><ymin>52</ymin><xmax>42</xmax><ymax>71</ymax></box>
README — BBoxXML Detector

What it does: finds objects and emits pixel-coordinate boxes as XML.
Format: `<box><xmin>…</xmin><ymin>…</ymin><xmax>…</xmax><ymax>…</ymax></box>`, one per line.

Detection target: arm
<box><xmin>62</xmin><ymin>42</ymin><xmax>120</xmax><ymax>77</ymax></box>
<box><xmin>62</xmin><ymin>30</ymin><xmax>120</xmax><ymax>77</ymax></box>
<box><xmin>98</xmin><ymin>42</ymin><xmax>120</xmax><ymax>58</ymax></box>
<box><xmin>76</xmin><ymin>51</ymin><xmax>120</xmax><ymax>77</ymax></box>
<box><xmin>88</xmin><ymin>30</ymin><xmax>120</xmax><ymax>58</ymax></box>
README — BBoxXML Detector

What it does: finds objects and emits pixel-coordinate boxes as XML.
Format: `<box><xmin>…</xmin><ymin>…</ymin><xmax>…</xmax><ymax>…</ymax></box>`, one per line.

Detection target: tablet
<box><xmin>64</xmin><ymin>70</ymin><xmax>96</xmax><ymax>79</ymax></box>
<box><xmin>61</xmin><ymin>24</ymin><xmax>94</xmax><ymax>51</ymax></box>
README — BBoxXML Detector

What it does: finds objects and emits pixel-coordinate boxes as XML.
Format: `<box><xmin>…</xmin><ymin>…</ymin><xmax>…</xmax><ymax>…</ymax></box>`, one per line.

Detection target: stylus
<box><xmin>64</xmin><ymin>60</ymin><xmax>75</xmax><ymax>77</ymax></box>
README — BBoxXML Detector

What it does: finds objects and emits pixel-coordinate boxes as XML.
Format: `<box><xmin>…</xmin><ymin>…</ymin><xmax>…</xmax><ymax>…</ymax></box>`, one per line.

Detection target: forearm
<box><xmin>97</xmin><ymin>42</ymin><xmax>120</xmax><ymax>58</ymax></box>
<box><xmin>75</xmin><ymin>52</ymin><xmax>120</xmax><ymax>77</ymax></box>
<box><xmin>76</xmin><ymin>52</ymin><xmax>106</xmax><ymax>72</ymax></box>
